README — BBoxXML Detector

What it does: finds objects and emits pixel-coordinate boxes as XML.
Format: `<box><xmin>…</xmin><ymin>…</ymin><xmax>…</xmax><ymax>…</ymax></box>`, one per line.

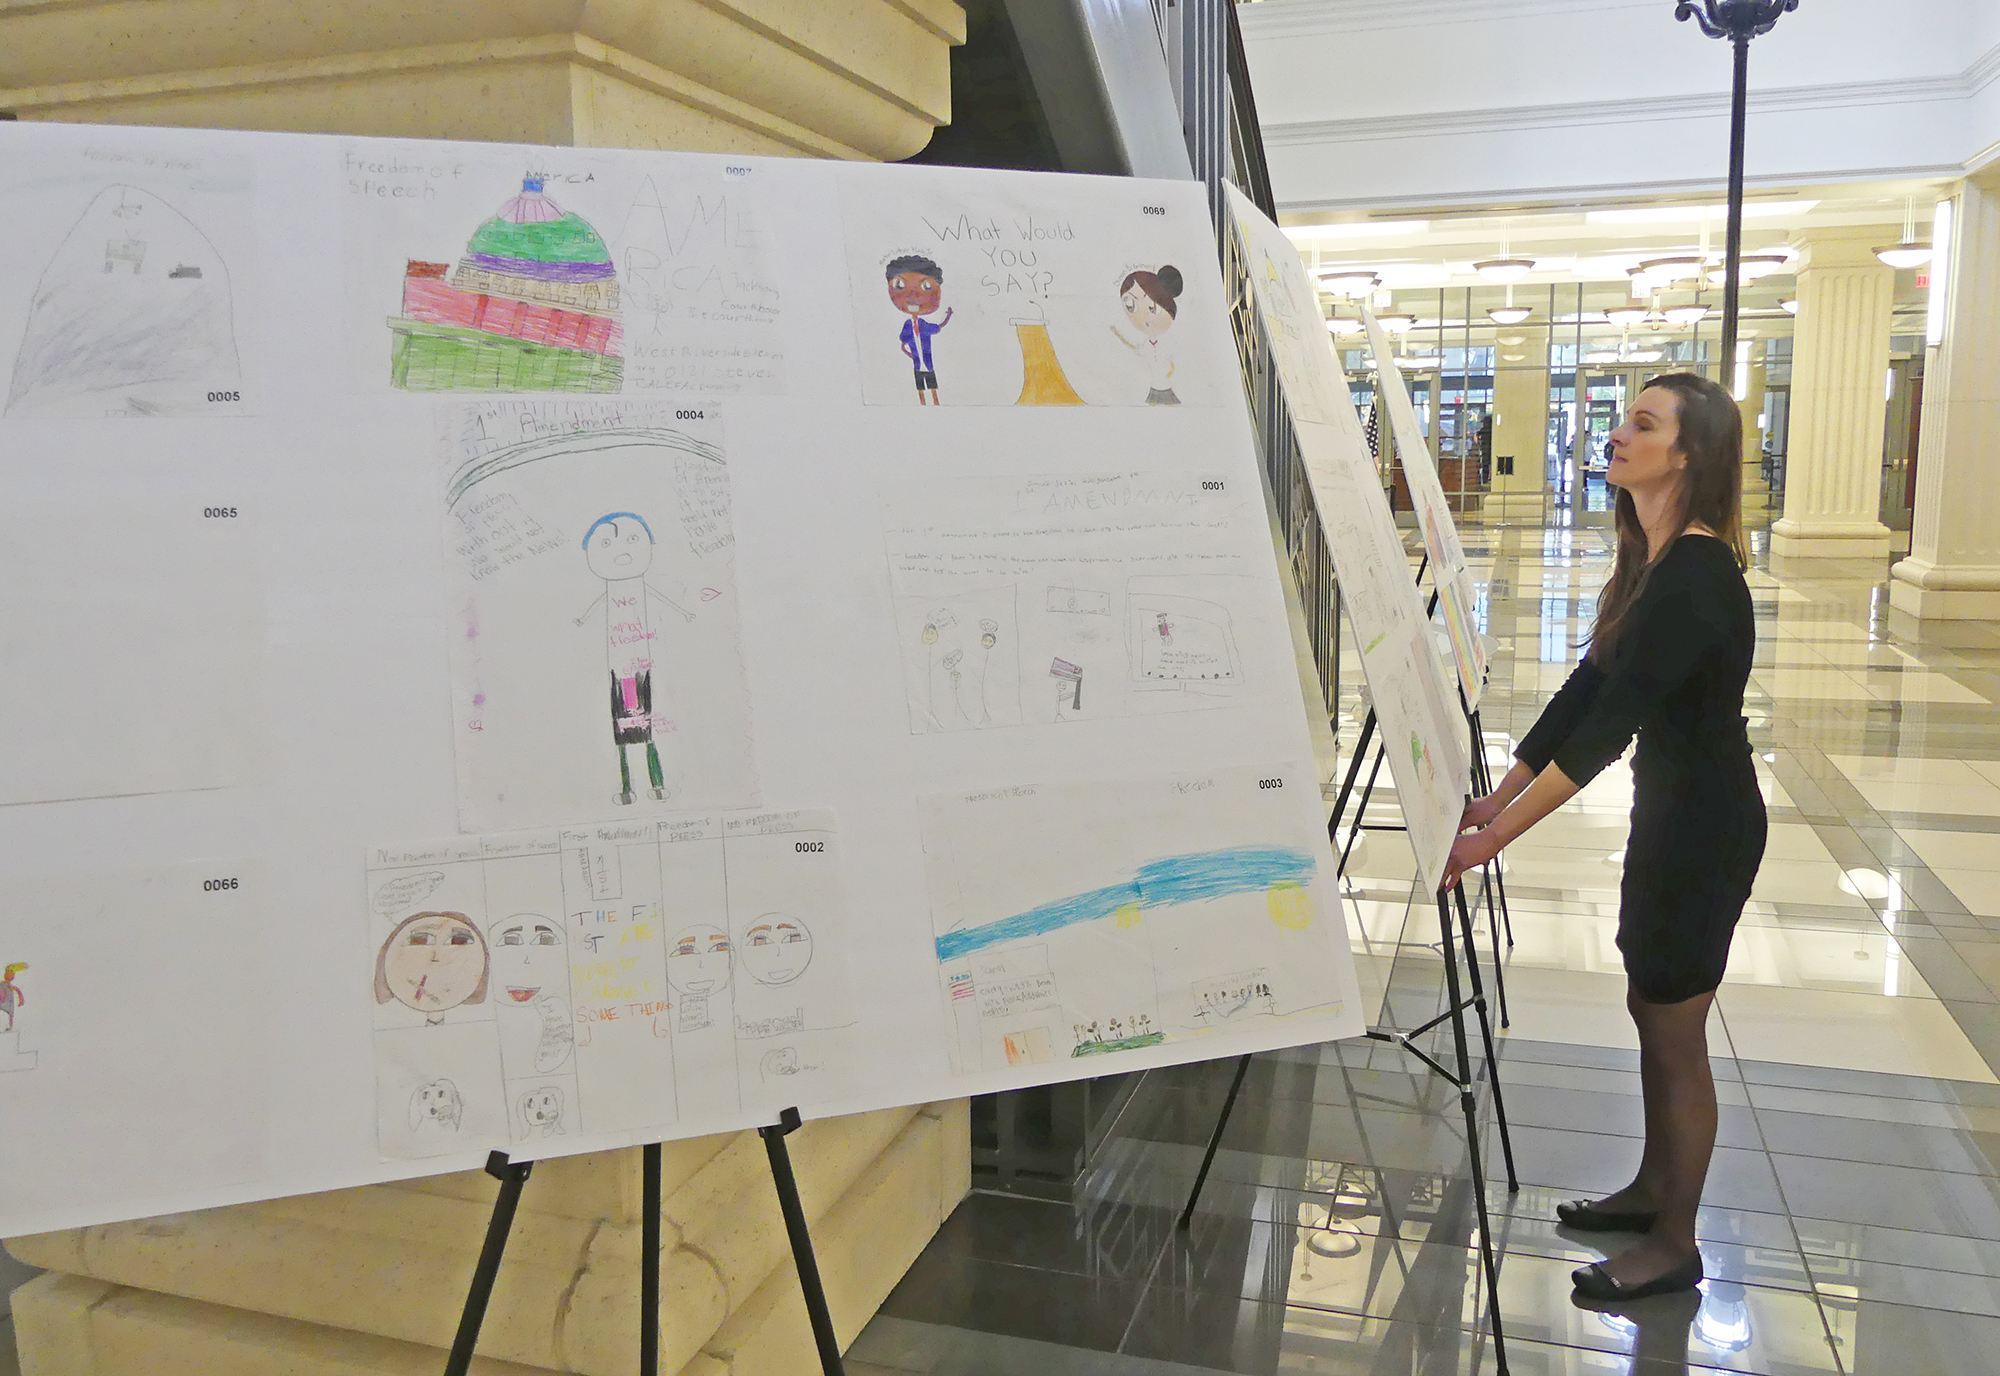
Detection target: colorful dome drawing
<box><xmin>388</xmin><ymin>177</ymin><xmax>623</xmax><ymax>394</ymax></box>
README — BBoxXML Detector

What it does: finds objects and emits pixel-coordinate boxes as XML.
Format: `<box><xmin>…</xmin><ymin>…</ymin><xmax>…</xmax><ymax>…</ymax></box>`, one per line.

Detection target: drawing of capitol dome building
<box><xmin>388</xmin><ymin>177</ymin><xmax>623</xmax><ymax>392</ymax></box>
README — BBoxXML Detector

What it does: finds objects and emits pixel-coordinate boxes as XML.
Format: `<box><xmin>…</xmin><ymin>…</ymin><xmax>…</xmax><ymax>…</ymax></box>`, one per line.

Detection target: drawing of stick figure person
<box><xmin>975</xmin><ymin>620</ymin><xmax>1001</xmax><ymax>724</ymax></box>
<box><xmin>0</xmin><ymin>964</ymin><xmax>25</xmax><ymax>1033</ymax></box>
<box><xmin>887</xmin><ymin>255</ymin><xmax>951</xmax><ymax>405</ymax></box>
<box><xmin>575</xmin><ymin>513</ymin><xmax>693</xmax><ymax>806</ymax></box>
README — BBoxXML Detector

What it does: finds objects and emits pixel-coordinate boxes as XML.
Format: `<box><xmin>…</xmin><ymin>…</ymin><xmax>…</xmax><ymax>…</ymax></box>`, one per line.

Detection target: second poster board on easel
<box><xmin>1359</xmin><ymin>313</ymin><xmax>1488</xmax><ymax>710</ymax></box>
<box><xmin>1224</xmin><ymin>186</ymin><xmax>1465</xmax><ymax>893</ymax></box>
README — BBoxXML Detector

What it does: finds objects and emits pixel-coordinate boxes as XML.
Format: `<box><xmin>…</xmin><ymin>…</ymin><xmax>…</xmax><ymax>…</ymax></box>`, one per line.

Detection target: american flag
<box><xmin>1363</xmin><ymin>403</ymin><xmax>1381</xmax><ymax>460</ymax></box>
<box><xmin>949</xmin><ymin>972</ymin><xmax>974</xmax><ymax>1002</ymax></box>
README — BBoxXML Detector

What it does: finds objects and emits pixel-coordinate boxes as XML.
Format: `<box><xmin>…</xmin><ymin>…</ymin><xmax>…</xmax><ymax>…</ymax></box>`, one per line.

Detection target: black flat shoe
<box><xmin>1570</xmin><ymin>1254</ymin><xmax>1703</xmax><ymax>1302</ymax></box>
<box><xmin>1555</xmin><ymin>1198</ymin><xmax>1658</xmax><ymax>1233</ymax></box>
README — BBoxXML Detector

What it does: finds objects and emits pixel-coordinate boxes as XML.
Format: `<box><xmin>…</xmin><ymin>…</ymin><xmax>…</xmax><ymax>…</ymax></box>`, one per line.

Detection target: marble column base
<box><xmin>1890</xmin><ymin>556</ymin><xmax>2000</xmax><ymax>620</ymax></box>
<box><xmin>1769</xmin><ymin>517</ymin><xmax>1893</xmax><ymax>560</ymax></box>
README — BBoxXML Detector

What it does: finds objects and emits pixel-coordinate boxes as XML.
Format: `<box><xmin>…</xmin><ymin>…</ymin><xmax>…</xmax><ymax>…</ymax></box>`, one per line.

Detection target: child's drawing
<box><xmin>441</xmin><ymin>401</ymin><xmax>757</xmax><ymax>831</ymax></box>
<box><xmin>925</xmin><ymin>765</ymin><xmax>1360</xmax><ymax>1076</ymax></box>
<box><xmin>409</xmin><ymin>1078</ymin><xmax>465</xmax><ymax>1133</ymax></box>
<box><xmin>575</xmin><ymin>512</ymin><xmax>696</xmax><ymax>806</ymax></box>
<box><xmin>612</xmin><ymin>171</ymin><xmax>785</xmax><ymax>393</ymax></box>
<box><xmin>517</xmin><ymin>1085</ymin><xmax>566</xmax><ymax>1138</ymax></box>
<box><xmin>6</xmin><ymin>185</ymin><xmax>243</xmax><ymax>417</ymax></box>
<box><xmin>0</xmin><ymin>963</ymin><xmax>24</xmax><ymax>1035</ymax></box>
<box><xmin>0</xmin><ymin>961</ymin><xmax>31</xmax><ymax>1076</ymax></box>
<box><xmin>896</xmin><ymin>588</ymin><xmax>1023</xmax><ymax>734</ymax></box>
<box><xmin>1128</xmin><ymin>590</ymin><xmax>1240</xmax><ymax>690</ymax></box>
<box><xmin>840</xmin><ymin>175</ymin><xmax>1231</xmax><ymax>406</ymax></box>
<box><xmin>489</xmin><ymin>914</ymin><xmax>573</xmax><ymax>1075</ymax></box>
<box><xmin>886</xmin><ymin>255</ymin><xmax>952</xmax><ymax>404</ymax></box>
<box><xmin>374</xmin><ymin>912</ymin><xmax>490</xmax><ymax>1025</ymax></box>
<box><xmin>740</xmin><ymin>914</ymin><xmax>813</xmax><ymax>986</ymax></box>
<box><xmin>389</xmin><ymin>177</ymin><xmax>623</xmax><ymax>393</ymax></box>
<box><xmin>1108</xmin><ymin>265</ymin><xmax>1182</xmax><ymax>405</ymax></box>
<box><xmin>367</xmin><ymin>810</ymin><xmax>854</xmax><ymax>1158</ymax></box>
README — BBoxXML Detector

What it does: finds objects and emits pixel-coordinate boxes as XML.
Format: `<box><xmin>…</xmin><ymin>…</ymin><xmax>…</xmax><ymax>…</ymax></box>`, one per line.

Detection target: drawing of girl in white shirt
<box><xmin>1110</xmin><ymin>265</ymin><xmax>1183</xmax><ymax>405</ymax></box>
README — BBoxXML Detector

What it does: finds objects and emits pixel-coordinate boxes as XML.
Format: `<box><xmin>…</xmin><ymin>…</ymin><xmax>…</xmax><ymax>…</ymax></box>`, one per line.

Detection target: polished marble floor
<box><xmin>855</xmin><ymin>523</ymin><xmax>2000</xmax><ymax>1375</ymax></box>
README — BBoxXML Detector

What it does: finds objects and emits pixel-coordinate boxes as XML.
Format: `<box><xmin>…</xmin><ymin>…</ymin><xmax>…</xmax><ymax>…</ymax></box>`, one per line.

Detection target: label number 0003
<box><xmin>1258</xmin><ymin>778</ymin><xmax>1284</xmax><ymax>789</ymax></box>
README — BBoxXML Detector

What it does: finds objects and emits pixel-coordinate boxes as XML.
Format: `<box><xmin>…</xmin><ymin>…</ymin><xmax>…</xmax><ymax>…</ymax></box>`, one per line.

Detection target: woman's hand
<box><xmin>1442</xmin><ymin>829</ymin><xmax>1502</xmax><ymax>890</ymax></box>
<box><xmin>1460</xmin><ymin>793</ymin><xmax>1505</xmax><ymax>832</ymax></box>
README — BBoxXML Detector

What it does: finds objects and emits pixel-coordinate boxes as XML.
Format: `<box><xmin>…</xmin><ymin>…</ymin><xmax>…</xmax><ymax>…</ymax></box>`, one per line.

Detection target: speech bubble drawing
<box><xmin>372</xmin><ymin>871</ymin><xmax>447</xmax><ymax>916</ymax></box>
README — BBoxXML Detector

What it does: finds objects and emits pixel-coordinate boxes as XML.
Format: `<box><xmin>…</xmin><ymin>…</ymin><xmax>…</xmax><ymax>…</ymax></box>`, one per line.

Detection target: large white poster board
<box><xmin>0</xmin><ymin>124</ymin><xmax>1365</xmax><ymax>1239</ymax></box>
<box><xmin>1360</xmin><ymin>313</ymin><xmax>1488</xmax><ymax>708</ymax></box>
<box><xmin>1225</xmin><ymin>186</ymin><xmax>1465</xmax><ymax>890</ymax></box>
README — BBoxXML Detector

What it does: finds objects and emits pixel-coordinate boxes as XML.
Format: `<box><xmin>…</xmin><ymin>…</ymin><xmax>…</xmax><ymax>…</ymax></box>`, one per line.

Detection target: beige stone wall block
<box><xmin>397</xmin><ymin>1133</ymin><xmax>734</xmax><ymax>1226</ymax></box>
<box><xmin>9</xmin><ymin>57</ymin><xmax>587</xmax><ymax>147</ymax></box>
<box><xmin>929</xmin><ymin>1099</ymin><xmax>973</xmax><ymax>1215</ymax></box>
<box><xmin>0</xmin><ymin>3</ymin><xmax>964</xmax><ymax>159</ymax></box>
<box><xmin>703</xmin><ymin>1107</ymin><xmax>947</xmax><ymax>1374</ymax></box>
<box><xmin>11</xmin><ymin>1271</ymin><xmax>554</xmax><ymax>1376</ymax></box>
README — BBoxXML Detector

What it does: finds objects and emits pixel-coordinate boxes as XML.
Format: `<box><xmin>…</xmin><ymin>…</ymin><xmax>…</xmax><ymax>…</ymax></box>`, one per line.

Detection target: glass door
<box><xmin>1566</xmin><ymin>370</ymin><xmax>1629</xmax><ymax>527</ymax></box>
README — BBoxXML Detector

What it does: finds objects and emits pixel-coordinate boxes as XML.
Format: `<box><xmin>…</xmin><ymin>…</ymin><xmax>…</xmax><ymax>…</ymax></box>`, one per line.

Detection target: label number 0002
<box><xmin>202</xmin><ymin>877</ymin><xmax>239</xmax><ymax>891</ymax></box>
<box><xmin>1258</xmin><ymin>778</ymin><xmax>1284</xmax><ymax>789</ymax></box>
<box><xmin>795</xmin><ymin>841</ymin><xmax>825</xmax><ymax>853</ymax></box>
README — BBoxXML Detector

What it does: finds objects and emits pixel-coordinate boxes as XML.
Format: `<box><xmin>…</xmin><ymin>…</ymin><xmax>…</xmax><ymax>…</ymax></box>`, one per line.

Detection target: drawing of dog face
<box><xmin>489</xmin><ymin>914</ymin><xmax>565</xmax><ymax>1006</ymax></box>
<box><xmin>740</xmin><ymin>914</ymin><xmax>813</xmax><ymax>986</ymax></box>
<box><xmin>583</xmin><ymin>512</ymin><xmax>655</xmax><ymax>581</ymax></box>
<box><xmin>410</xmin><ymin>1078</ymin><xmax>463</xmax><ymax>1131</ymax></box>
<box><xmin>518</xmin><ymin>1086</ymin><xmax>564</xmax><ymax>1135</ymax></box>
<box><xmin>666</xmin><ymin>924</ymin><xmax>732</xmax><ymax>995</ymax></box>
<box><xmin>376</xmin><ymin>912</ymin><xmax>489</xmax><ymax>1016</ymax></box>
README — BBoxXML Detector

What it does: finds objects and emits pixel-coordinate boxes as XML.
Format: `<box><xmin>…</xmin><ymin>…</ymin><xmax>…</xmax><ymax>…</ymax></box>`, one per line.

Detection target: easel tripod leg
<box><xmin>1453</xmin><ymin>886</ymin><xmax>1520</xmax><ymax>1193</ymax></box>
<box><xmin>1340</xmin><ymin>744</ymin><xmax>1387</xmax><ymax>876</ymax></box>
<box><xmin>643</xmin><ymin>1141</ymin><xmax>661</xmax><ymax>1376</ymax></box>
<box><xmin>1178</xmin><ymin>1053</ymin><xmax>1253</xmax><ymax>1230</ymax></box>
<box><xmin>1435</xmin><ymin>889</ymin><xmax>1511</xmax><ymax>1375</ymax></box>
<box><xmin>444</xmin><ymin>1152</ymin><xmax>534</xmax><ymax>1376</ymax></box>
<box><xmin>1327</xmin><ymin>710</ymin><xmax>1377</xmax><ymax>855</ymax></box>
<box><xmin>761</xmin><ymin>1108</ymin><xmax>847</xmax><ymax>1376</ymax></box>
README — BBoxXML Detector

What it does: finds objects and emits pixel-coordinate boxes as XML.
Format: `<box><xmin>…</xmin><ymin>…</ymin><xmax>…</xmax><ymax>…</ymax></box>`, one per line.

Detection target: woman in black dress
<box><xmin>1444</xmin><ymin>372</ymin><xmax>1765</xmax><ymax>1302</ymax></box>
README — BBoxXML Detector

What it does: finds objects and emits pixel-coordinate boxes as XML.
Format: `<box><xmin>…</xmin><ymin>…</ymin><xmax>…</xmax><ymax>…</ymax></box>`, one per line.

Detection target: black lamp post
<box><xmin>1675</xmin><ymin>1</ymin><xmax>1801</xmax><ymax>380</ymax></box>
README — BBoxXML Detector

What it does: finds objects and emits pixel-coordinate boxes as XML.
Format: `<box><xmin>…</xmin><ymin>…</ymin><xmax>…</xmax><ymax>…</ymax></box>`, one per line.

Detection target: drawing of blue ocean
<box><xmin>933</xmin><ymin>844</ymin><xmax>1316</xmax><ymax>963</ymax></box>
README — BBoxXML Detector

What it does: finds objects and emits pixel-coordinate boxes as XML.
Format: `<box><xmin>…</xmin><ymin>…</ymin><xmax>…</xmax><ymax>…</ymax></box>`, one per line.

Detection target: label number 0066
<box><xmin>203</xmin><ymin>877</ymin><xmax>239</xmax><ymax>891</ymax></box>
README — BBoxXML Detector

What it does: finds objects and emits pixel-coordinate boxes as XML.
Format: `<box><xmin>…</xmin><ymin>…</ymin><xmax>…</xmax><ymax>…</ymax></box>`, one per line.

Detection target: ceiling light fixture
<box><xmin>1326</xmin><ymin>316</ymin><xmax>1367</xmax><ymax>337</ymax></box>
<box><xmin>1606</xmin><ymin>306</ymin><xmax>1652</xmax><ymax>328</ymax></box>
<box><xmin>1317</xmin><ymin>269</ymin><xmax>1381</xmax><ymax>300</ymax></box>
<box><xmin>1377</xmin><ymin>314</ymin><xmax>1418</xmax><ymax>336</ymax></box>
<box><xmin>1875</xmin><ymin>195</ymin><xmax>1934</xmax><ymax>269</ymax></box>
<box><xmin>1488</xmin><ymin>306</ymin><xmax>1532</xmax><ymax>326</ymax></box>
<box><xmin>1473</xmin><ymin>258</ymin><xmax>1535</xmax><ymax>284</ymax></box>
<box><xmin>1779</xmin><ymin>298</ymin><xmax>1799</xmax><ymax>316</ymax></box>
<box><xmin>1663</xmin><ymin>304</ymin><xmax>1710</xmax><ymax>326</ymax></box>
<box><xmin>1706</xmin><ymin>253</ymin><xmax>1789</xmax><ymax>285</ymax></box>
<box><xmin>1638</xmin><ymin>256</ymin><xmax>1704</xmax><ymax>285</ymax></box>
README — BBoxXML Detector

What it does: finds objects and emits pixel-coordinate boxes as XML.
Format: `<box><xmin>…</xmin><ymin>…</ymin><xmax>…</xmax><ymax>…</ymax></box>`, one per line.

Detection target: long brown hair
<box><xmin>1587</xmin><ymin>372</ymin><xmax>1746</xmax><ymax>664</ymax></box>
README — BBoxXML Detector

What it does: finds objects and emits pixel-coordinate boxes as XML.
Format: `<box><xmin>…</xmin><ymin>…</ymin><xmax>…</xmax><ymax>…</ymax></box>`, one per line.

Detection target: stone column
<box><xmin>1738</xmin><ymin>354</ymin><xmax>1772</xmax><ymax>526</ymax></box>
<box><xmin>1892</xmin><ymin>169</ymin><xmax>2000</xmax><ymax>619</ymax></box>
<box><xmin>1484</xmin><ymin>326</ymin><xmax>1550</xmax><ymax>520</ymax></box>
<box><xmin>1770</xmin><ymin>229</ymin><xmax>1896</xmax><ymax>560</ymax></box>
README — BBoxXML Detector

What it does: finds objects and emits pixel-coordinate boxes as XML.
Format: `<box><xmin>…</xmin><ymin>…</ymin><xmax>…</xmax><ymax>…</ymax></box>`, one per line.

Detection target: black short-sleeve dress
<box><xmin>1515</xmin><ymin>534</ymin><xmax>1767</xmax><ymax>1004</ymax></box>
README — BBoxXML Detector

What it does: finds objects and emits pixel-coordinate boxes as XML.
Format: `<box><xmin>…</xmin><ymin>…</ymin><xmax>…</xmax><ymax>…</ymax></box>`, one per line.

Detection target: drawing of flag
<box><xmin>949</xmin><ymin>973</ymin><xmax>975</xmax><ymax>1001</ymax></box>
<box><xmin>1364</xmin><ymin>403</ymin><xmax>1381</xmax><ymax>460</ymax></box>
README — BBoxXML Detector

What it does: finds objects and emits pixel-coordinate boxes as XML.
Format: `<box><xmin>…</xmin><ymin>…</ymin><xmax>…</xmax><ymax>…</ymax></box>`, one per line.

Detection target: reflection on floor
<box><xmin>857</xmin><ymin>525</ymin><xmax>2000</xmax><ymax>1374</ymax></box>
